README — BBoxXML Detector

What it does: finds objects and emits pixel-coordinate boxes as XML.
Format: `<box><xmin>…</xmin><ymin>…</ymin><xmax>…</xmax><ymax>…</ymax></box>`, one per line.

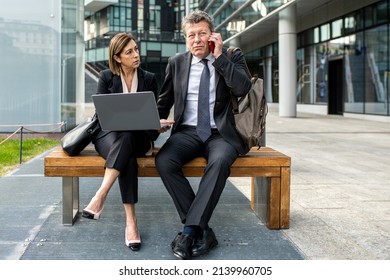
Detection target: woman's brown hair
<box><xmin>108</xmin><ymin>32</ymin><xmax>137</xmax><ymax>75</ymax></box>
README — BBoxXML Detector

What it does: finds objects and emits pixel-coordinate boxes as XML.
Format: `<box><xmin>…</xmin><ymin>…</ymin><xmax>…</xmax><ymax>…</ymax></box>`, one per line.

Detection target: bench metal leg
<box><xmin>251</xmin><ymin>172</ymin><xmax>290</xmax><ymax>230</ymax></box>
<box><xmin>62</xmin><ymin>176</ymin><xmax>79</xmax><ymax>225</ymax></box>
<box><xmin>251</xmin><ymin>176</ymin><xmax>273</xmax><ymax>227</ymax></box>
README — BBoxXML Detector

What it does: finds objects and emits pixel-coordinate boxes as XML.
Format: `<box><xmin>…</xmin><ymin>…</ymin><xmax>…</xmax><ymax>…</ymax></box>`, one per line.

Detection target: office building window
<box><xmin>314</xmin><ymin>27</ymin><xmax>320</xmax><ymax>43</ymax></box>
<box><xmin>321</xmin><ymin>23</ymin><xmax>330</xmax><ymax>42</ymax></box>
<box><xmin>332</xmin><ymin>19</ymin><xmax>343</xmax><ymax>39</ymax></box>
<box><xmin>344</xmin><ymin>32</ymin><xmax>364</xmax><ymax>114</ymax></box>
<box><xmin>344</xmin><ymin>13</ymin><xmax>357</xmax><ymax>34</ymax></box>
<box><xmin>375</xmin><ymin>0</ymin><xmax>389</xmax><ymax>25</ymax></box>
<box><xmin>364</xmin><ymin>25</ymin><xmax>389</xmax><ymax>115</ymax></box>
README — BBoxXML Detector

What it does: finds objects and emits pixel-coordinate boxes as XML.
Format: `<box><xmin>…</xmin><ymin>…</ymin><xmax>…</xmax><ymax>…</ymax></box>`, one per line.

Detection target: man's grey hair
<box><xmin>182</xmin><ymin>10</ymin><xmax>214</xmax><ymax>36</ymax></box>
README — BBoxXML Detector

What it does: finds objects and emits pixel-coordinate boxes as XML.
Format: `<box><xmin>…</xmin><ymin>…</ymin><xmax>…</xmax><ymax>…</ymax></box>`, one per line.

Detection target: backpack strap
<box><xmin>227</xmin><ymin>47</ymin><xmax>252</xmax><ymax>78</ymax></box>
<box><xmin>227</xmin><ymin>47</ymin><xmax>251</xmax><ymax>114</ymax></box>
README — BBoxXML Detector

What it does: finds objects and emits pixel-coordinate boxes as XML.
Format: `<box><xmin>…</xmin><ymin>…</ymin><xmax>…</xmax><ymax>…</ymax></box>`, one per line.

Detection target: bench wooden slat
<box><xmin>45</xmin><ymin>166</ymin><xmax>282</xmax><ymax>178</ymax></box>
<box><xmin>44</xmin><ymin>147</ymin><xmax>290</xmax><ymax>169</ymax></box>
<box><xmin>44</xmin><ymin>146</ymin><xmax>291</xmax><ymax>230</ymax></box>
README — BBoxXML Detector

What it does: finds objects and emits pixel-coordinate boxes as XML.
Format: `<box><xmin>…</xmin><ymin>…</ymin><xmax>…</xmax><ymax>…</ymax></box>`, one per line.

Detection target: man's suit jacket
<box><xmin>94</xmin><ymin>68</ymin><xmax>159</xmax><ymax>141</ymax></box>
<box><xmin>157</xmin><ymin>48</ymin><xmax>252</xmax><ymax>155</ymax></box>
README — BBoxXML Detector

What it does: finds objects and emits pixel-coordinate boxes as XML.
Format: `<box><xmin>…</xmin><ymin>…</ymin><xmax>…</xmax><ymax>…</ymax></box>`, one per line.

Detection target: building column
<box><xmin>264</xmin><ymin>45</ymin><xmax>273</xmax><ymax>102</ymax></box>
<box><xmin>278</xmin><ymin>3</ymin><xmax>297</xmax><ymax>117</ymax></box>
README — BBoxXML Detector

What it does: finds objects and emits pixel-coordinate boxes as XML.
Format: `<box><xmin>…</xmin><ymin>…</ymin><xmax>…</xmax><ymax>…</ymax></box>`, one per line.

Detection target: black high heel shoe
<box><xmin>125</xmin><ymin>227</ymin><xmax>141</xmax><ymax>251</ymax></box>
<box><xmin>82</xmin><ymin>206</ymin><xmax>104</xmax><ymax>220</ymax></box>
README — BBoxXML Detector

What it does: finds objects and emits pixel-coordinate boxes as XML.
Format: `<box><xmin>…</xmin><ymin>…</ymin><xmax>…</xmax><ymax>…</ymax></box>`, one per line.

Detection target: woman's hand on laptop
<box><xmin>159</xmin><ymin>119</ymin><xmax>175</xmax><ymax>133</ymax></box>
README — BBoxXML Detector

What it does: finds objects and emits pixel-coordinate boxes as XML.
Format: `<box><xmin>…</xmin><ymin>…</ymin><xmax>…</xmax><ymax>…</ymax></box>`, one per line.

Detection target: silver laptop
<box><xmin>92</xmin><ymin>91</ymin><xmax>161</xmax><ymax>131</ymax></box>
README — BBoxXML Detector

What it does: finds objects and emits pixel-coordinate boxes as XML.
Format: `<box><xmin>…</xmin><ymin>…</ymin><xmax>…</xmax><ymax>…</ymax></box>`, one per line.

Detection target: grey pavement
<box><xmin>0</xmin><ymin>106</ymin><xmax>389</xmax><ymax>260</ymax></box>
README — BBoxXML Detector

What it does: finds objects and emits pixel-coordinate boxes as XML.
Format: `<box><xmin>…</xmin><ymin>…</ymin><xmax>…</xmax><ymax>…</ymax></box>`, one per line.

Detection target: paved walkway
<box><xmin>0</xmin><ymin>107</ymin><xmax>389</xmax><ymax>261</ymax></box>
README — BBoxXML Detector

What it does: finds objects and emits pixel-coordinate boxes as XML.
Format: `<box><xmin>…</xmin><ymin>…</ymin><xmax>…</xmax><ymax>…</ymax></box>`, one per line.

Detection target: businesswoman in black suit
<box><xmin>82</xmin><ymin>32</ymin><xmax>172</xmax><ymax>251</ymax></box>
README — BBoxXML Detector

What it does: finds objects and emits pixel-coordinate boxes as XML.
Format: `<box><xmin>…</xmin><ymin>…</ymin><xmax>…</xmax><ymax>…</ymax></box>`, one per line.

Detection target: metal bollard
<box><xmin>19</xmin><ymin>126</ymin><xmax>24</xmax><ymax>164</ymax></box>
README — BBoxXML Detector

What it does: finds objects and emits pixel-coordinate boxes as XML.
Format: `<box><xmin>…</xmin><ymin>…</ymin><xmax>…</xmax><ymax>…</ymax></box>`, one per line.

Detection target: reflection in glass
<box><xmin>0</xmin><ymin>0</ymin><xmax>61</xmax><ymax>131</ymax></box>
<box><xmin>344</xmin><ymin>33</ymin><xmax>364</xmax><ymax>113</ymax></box>
<box><xmin>364</xmin><ymin>25</ymin><xmax>388</xmax><ymax>115</ymax></box>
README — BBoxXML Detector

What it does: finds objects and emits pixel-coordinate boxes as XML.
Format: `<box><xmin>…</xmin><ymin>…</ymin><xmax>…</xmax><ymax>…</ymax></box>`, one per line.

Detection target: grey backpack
<box><xmin>227</xmin><ymin>47</ymin><xmax>268</xmax><ymax>152</ymax></box>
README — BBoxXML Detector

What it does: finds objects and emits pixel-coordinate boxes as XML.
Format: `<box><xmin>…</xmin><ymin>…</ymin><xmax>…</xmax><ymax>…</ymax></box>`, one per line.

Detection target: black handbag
<box><xmin>61</xmin><ymin>113</ymin><xmax>101</xmax><ymax>156</ymax></box>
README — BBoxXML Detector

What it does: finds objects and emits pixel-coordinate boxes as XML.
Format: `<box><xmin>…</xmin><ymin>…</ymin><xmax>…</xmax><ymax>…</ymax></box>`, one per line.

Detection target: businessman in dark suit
<box><xmin>155</xmin><ymin>10</ymin><xmax>252</xmax><ymax>260</ymax></box>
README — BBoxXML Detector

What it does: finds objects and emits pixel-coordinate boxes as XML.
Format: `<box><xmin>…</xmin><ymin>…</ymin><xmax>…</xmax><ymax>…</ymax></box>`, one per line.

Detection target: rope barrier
<box><xmin>0</xmin><ymin>122</ymin><xmax>65</xmax><ymax>164</ymax></box>
<box><xmin>0</xmin><ymin>127</ymin><xmax>22</xmax><ymax>145</ymax></box>
<box><xmin>22</xmin><ymin>125</ymin><xmax>65</xmax><ymax>134</ymax></box>
<box><xmin>0</xmin><ymin>122</ymin><xmax>65</xmax><ymax>128</ymax></box>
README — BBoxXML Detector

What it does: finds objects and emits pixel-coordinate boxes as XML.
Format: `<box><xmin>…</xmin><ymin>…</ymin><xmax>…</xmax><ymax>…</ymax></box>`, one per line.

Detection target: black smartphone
<box><xmin>209</xmin><ymin>41</ymin><xmax>215</xmax><ymax>53</ymax></box>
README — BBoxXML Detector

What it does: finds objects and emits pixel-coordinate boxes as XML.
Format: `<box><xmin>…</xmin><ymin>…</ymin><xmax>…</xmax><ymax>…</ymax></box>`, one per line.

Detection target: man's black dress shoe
<box><xmin>191</xmin><ymin>227</ymin><xmax>218</xmax><ymax>257</ymax></box>
<box><xmin>171</xmin><ymin>232</ymin><xmax>194</xmax><ymax>260</ymax></box>
<box><xmin>171</xmin><ymin>232</ymin><xmax>182</xmax><ymax>249</ymax></box>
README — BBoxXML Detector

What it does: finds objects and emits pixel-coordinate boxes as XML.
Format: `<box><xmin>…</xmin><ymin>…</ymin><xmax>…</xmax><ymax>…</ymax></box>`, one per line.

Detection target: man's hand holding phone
<box><xmin>208</xmin><ymin>32</ymin><xmax>222</xmax><ymax>58</ymax></box>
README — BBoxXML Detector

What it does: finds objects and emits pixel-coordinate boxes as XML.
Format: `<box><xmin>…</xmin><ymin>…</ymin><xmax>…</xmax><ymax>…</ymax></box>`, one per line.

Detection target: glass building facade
<box><xmin>295</xmin><ymin>1</ymin><xmax>389</xmax><ymax>116</ymax></box>
<box><xmin>85</xmin><ymin>0</ymin><xmax>389</xmax><ymax>119</ymax></box>
<box><xmin>208</xmin><ymin>0</ymin><xmax>389</xmax><ymax>118</ymax></box>
<box><xmin>84</xmin><ymin>0</ymin><xmax>190</xmax><ymax>85</ymax></box>
<box><xmin>0</xmin><ymin>0</ymin><xmax>84</xmax><ymax>132</ymax></box>
<box><xmin>1</xmin><ymin>0</ymin><xmax>388</xmax><ymax>133</ymax></box>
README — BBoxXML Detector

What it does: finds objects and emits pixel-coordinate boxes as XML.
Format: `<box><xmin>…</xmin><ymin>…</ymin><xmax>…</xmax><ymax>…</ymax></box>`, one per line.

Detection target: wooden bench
<box><xmin>44</xmin><ymin>146</ymin><xmax>291</xmax><ymax>230</ymax></box>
